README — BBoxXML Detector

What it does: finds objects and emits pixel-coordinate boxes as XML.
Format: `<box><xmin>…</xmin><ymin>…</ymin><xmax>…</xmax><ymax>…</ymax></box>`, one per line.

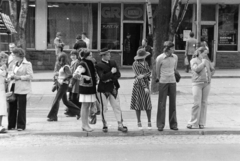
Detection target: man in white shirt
<box><xmin>8</xmin><ymin>43</ymin><xmax>17</xmax><ymax>75</ymax></box>
<box><xmin>82</xmin><ymin>32</ymin><xmax>90</xmax><ymax>49</ymax></box>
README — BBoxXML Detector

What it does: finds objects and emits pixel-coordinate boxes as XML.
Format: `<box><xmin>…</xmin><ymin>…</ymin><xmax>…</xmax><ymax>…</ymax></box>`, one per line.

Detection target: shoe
<box><xmin>118</xmin><ymin>126</ymin><xmax>128</xmax><ymax>133</ymax></box>
<box><xmin>148</xmin><ymin>122</ymin><xmax>152</xmax><ymax>129</ymax></box>
<box><xmin>187</xmin><ymin>124</ymin><xmax>193</xmax><ymax>129</ymax></box>
<box><xmin>76</xmin><ymin>115</ymin><xmax>80</xmax><ymax>120</ymax></box>
<box><xmin>64</xmin><ymin>112</ymin><xmax>75</xmax><ymax>117</ymax></box>
<box><xmin>8</xmin><ymin>127</ymin><xmax>15</xmax><ymax>130</ymax></box>
<box><xmin>17</xmin><ymin>129</ymin><xmax>23</xmax><ymax>131</ymax></box>
<box><xmin>138</xmin><ymin>122</ymin><xmax>143</xmax><ymax>130</ymax></box>
<box><xmin>82</xmin><ymin>127</ymin><xmax>93</xmax><ymax>132</ymax></box>
<box><xmin>102</xmin><ymin>126</ymin><xmax>108</xmax><ymax>133</ymax></box>
<box><xmin>170</xmin><ymin>127</ymin><xmax>179</xmax><ymax>131</ymax></box>
<box><xmin>0</xmin><ymin>126</ymin><xmax>7</xmax><ymax>133</ymax></box>
<box><xmin>47</xmin><ymin>117</ymin><xmax>58</xmax><ymax>122</ymax></box>
<box><xmin>199</xmin><ymin>125</ymin><xmax>204</xmax><ymax>129</ymax></box>
<box><xmin>158</xmin><ymin>128</ymin><xmax>163</xmax><ymax>131</ymax></box>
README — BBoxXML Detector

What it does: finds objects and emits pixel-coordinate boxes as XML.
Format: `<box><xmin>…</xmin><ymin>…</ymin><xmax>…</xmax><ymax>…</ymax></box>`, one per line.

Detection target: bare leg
<box><xmin>81</xmin><ymin>102</ymin><xmax>93</xmax><ymax>131</ymax></box>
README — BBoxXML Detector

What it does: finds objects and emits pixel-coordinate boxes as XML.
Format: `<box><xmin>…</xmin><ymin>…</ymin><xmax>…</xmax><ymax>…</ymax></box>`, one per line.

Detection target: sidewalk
<box><xmin>1</xmin><ymin>78</ymin><xmax>240</xmax><ymax>137</ymax></box>
<box><xmin>33</xmin><ymin>68</ymin><xmax>240</xmax><ymax>81</ymax></box>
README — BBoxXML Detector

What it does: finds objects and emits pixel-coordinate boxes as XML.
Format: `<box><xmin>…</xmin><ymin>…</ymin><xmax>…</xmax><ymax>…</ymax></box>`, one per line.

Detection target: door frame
<box><xmin>122</xmin><ymin>22</ymin><xmax>144</xmax><ymax>67</ymax></box>
<box><xmin>194</xmin><ymin>21</ymin><xmax>217</xmax><ymax>65</ymax></box>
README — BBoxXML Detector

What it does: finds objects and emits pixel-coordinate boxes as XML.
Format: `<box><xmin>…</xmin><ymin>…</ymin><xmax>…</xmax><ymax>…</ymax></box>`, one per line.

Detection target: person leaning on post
<box><xmin>7</xmin><ymin>48</ymin><xmax>34</xmax><ymax>131</ymax></box>
<box><xmin>155</xmin><ymin>41</ymin><xmax>178</xmax><ymax>132</ymax></box>
<box><xmin>187</xmin><ymin>46</ymin><xmax>215</xmax><ymax>129</ymax></box>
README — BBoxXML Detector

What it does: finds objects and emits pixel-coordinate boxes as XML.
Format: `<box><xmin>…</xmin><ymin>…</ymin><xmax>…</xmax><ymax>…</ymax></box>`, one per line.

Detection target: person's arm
<box><xmin>63</xmin><ymin>66</ymin><xmax>72</xmax><ymax>81</ymax></box>
<box><xmin>174</xmin><ymin>55</ymin><xmax>178</xmax><ymax>70</ymax></box>
<box><xmin>111</xmin><ymin>61</ymin><xmax>121</xmax><ymax>80</ymax></box>
<box><xmin>132</xmin><ymin>62</ymin><xmax>147</xmax><ymax>89</ymax></box>
<box><xmin>209</xmin><ymin>62</ymin><xmax>215</xmax><ymax>76</ymax></box>
<box><xmin>185</xmin><ymin>41</ymin><xmax>189</xmax><ymax>56</ymax></box>
<box><xmin>95</xmin><ymin>65</ymin><xmax>114</xmax><ymax>81</ymax></box>
<box><xmin>191</xmin><ymin>58</ymin><xmax>205</xmax><ymax>73</ymax></box>
<box><xmin>156</xmin><ymin>56</ymin><xmax>162</xmax><ymax>80</ymax></box>
<box><xmin>19</xmin><ymin>63</ymin><xmax>33</xmax><ymax>81</ymax></box>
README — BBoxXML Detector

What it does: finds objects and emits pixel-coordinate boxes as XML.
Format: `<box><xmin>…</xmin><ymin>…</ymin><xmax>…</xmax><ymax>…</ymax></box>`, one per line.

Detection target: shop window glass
<box><xmin>101</xmin><ymin>3</ymin><xmax>121</xmax><ymax>50</ymax></box>
<box><xmin>218</xmin><ymin>5</ymin><xmax>238</xmax><ymax>51</ymax></box>
<box><xmin>47</xmin><ymin>3</ymin><xmax>98</xmax><ymax>49</ymax></box>
<box><xmin>195</xmin><ymin>5</ymin><xmax>216</xmax><ymax>21</ymax></box>
<box><xmin>0</xmin><ymin>1</ymin><xmax>35</xmax><ymax>51</ymax></box>
<box><xmin>175</xmin><ymin>4</ymin><xmax>193</xmax><ymax>50</ymax></box>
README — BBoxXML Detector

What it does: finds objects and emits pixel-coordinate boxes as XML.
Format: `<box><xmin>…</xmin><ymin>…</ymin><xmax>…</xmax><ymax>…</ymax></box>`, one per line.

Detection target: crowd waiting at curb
<box><xmin>0</xmin><ymin>31</ymin><xmax>215</xmax><ymax>133</ymax></box>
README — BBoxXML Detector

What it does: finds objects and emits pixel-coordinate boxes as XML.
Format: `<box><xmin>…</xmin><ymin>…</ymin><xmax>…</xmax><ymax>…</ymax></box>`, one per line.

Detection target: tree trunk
<box><xmin>8</xmin><ymin>0</ymin><xmax>18</xmax><ymax>43</ymax></box>
<box><xmin>151</xmin><ymin>0</ymin><xmax>172</xmax><ymax>93</ymax></box>
<box><xmin>18</xmin><ymin>0</ymin><xmax>29</xmax><ymax>50</ymax></box>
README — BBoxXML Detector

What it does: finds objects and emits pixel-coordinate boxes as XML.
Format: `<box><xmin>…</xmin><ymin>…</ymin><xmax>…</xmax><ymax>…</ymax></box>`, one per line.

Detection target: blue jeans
<box><xmin>157</xmin><ymin>83</ymin><xmax>178</xmax><ymax>129</ymax></box>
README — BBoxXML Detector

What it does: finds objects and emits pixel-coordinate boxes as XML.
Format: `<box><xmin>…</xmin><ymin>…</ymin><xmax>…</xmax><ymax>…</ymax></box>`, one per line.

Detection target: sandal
<box><xmin>199</xmin><ymin>125</ymin><xmax>204</xmax><ymax>129</ymax></box>
<box><xmin>187</xmin><ymin>124</ymin><xmax>193</xmax><ymax>129</ymax></box>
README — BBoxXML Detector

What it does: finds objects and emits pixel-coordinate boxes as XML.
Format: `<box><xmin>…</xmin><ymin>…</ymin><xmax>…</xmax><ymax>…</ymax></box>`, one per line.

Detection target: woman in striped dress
<box><xmin>130</xmin><ymin>49</ymin><xmax>152</xmax><ymax>129</ymax></box>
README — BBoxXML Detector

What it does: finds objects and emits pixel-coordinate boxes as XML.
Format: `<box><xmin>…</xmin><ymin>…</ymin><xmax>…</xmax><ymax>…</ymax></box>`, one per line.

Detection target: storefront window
<box><xmin>218</xmin><ymin>5</ymin><xmax>238</xmax><ymax>51</ymax></box>
<box><xmin>101</xmin><ymin>3</ymin><xmax>121</xmax><ymax>50</ymax></box>
<box><xmin>47</xmin><ymin>3</ymin><xmax>98</xmax><ymax>49</ymax></box>
<box><xmin>175</xmin><ymin>4</ymin><xmax>193</xmax><ymax>50</ymax></box>
<box><xmin>0</xmin><ymin>1</ymin><xmax>35</xmax><ymax>51</ymax></box>
<box><xmin>195</xmin><ymin>5</ymin><xmax>216</xmax><ymax>21</ymax></box>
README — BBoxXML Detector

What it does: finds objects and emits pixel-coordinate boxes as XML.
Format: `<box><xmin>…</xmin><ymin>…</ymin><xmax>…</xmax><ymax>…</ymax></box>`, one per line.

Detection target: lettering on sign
<box><xmin>124</xmin><ymin>7</ymin><xmax>143</xmax><ymax>19</ymax></box>
<box><xmin>102</xmin><ymin>24</ymin><xmax>119</xmax><ymax>29</ymax></box>
<box><xmin>102</xmin><ymin>7</ymin><xmax>121</xmax><ymax>18</ymax></box>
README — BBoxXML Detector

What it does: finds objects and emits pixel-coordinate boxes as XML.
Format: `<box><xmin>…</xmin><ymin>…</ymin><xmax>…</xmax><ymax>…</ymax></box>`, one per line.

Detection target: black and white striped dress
<box><xmin>130</xmin><ymin>61</ymin><xmax>152</xmax><ymax>111</ymax></box>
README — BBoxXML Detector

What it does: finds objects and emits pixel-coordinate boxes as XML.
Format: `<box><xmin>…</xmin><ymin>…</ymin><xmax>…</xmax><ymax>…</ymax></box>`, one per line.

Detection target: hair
<box><xmin>163</xmin><ymin>41</ymin><xmax>175</xmax><ymax>52</ymax></box>
<box><xmin>57</xmin><ymin>52</ymin><xmax>69</xmax><ymax>65</ymax></box>
<box><xmin>76</xmin><ymin>34</ymin><xmax>82</xmax><ymax>40</ymax></box>
<box><xmin>0</xmin><ymin>51</ymin><xmax>8</xmax><ymax>61</ymax></box>
<box><xmin>9</xmin><ymin>43</ymin><xmax>16</xmax><ymax>47</ymax></box>
<box><xmin>12</xmin><ymin>48</ymin><xmax>25</xmax><ymax>58</ymax></box>
<box><xmin>82</xmin><ymin>32</ymin><xmax>87</xmax><ymax>36</ymax></box>
<box><xmin>189</xmin><ymin>32</ymin><xmax>194</xmax><ymax>37</ymax></box>
<box><xmin>80</xmin><ymin>49</ymin><xmax>91</xmax><ymax>59</ymax></box>
<box><xmin>70</xmin><ymin>50</ymin><xmax>79</xmax><ymax>58</ymax></box>
<box><xmin>56</xmin><ymin>32</ymin><xmax>62</xmax><ymax>37</ymax></box>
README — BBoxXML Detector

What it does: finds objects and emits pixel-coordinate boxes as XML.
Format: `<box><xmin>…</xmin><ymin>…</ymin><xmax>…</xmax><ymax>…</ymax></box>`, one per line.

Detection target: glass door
<box><xmin>201</xmin><ymin>25</ymin><xmax>215</xmax><ymax>62</ymax></box>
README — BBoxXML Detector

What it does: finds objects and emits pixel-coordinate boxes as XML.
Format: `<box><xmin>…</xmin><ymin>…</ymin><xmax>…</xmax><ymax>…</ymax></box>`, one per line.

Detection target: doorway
<box><xmin>201</xmin><ymin>25</ymin><xmax>215</xmax><ymax>61</ymax></box>
<box><xmin>123</xmin><ymin>23</ymin><xmax>143</xmax><ymax>66</ymax></box>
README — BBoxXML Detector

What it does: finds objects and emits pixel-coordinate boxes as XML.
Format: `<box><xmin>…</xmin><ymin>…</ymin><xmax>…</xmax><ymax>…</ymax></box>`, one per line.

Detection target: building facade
<box><xmin>0</xmin><ymin>0</ymin><xmax>240</xmax><ymax>70</ymax></box>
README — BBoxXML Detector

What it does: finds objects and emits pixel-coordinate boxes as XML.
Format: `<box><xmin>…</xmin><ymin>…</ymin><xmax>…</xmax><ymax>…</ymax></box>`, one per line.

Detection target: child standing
<box><xmin>0</xmin><ymin>52</ymin><xmax>8</xmax><ymax>133</ymax></box>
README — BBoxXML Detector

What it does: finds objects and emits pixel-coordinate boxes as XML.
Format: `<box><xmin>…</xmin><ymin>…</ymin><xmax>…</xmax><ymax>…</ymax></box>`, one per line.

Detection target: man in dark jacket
<box><xmin>95</xmin><ymin>48</ymin><xmax>128</xmax><ymax>133</ymax></box>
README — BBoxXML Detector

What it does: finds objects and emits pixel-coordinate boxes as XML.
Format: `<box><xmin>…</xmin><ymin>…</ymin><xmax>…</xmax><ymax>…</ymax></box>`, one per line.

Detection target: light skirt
<box><xmin>79</xmin><ymin>94</ymin><xmax>96</xmax><ymax>103</ymax></box>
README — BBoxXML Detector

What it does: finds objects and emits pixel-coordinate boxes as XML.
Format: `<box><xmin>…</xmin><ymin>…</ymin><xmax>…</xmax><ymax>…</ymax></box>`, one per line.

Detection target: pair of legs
<box><xmin>97</xmin><ymin>92</ymin><xmax>127</xmax><ymax>132</ymax></box>
<box><xmin>188</xmin><ymin>83</ymin><xmax>211</xmax><ymax>128</ymax></box>
<box><xmin>185</xmin><ymin>55</ymin><xmax>192</xmax><ymax>72</ymax></box>
<box><xmin>8</xmin><ymin>94</ymin><xmax>27</xmax><ymax>130</ymax></box>
<box><xmin>156</xmin><ymin>83</ymin><xmax>178</xmax><ymax>130</ymax></box>
<box><xmin>47</xmin><ymin>83</ymin><xmax>80</xmax><ymax>120</ymax></box>
<box><xmin>81</xmin><ymin>102</ymin><xmax>94</xmax><ymax>131</ymax></box>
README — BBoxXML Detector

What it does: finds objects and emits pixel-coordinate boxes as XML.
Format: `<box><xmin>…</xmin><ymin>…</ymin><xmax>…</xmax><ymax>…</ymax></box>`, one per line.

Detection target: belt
<box><xmin>102</xmin><ymin>79</ymin><xmax>112</xmax><ymax>83</ymax></box>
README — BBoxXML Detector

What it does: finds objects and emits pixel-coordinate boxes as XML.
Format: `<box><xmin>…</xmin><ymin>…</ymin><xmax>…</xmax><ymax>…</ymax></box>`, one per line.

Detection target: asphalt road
<box><xmin>1</xmin><ymin>135</ymin><xmax>240</xmax><ymax>161</ymax></box>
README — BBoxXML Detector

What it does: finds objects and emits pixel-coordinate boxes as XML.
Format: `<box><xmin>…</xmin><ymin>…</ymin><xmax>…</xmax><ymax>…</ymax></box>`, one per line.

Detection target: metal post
<box><xmin>197</xmin><ymin>0</ymin><xmax>201</xmax><ymax>47</ymax></box>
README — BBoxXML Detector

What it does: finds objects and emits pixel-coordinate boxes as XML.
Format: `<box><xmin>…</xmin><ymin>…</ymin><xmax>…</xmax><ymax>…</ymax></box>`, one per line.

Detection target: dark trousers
<box><xmin>185</xmin><ymin>55</ymin><xmax>192</xmax><ymax>72</ymax></box>
<box><xmin>156</xmin><ymin>83</ymin><xmax>178</xmax><ymax>129</ymax></box>
<box><xmin>68</xmin><ymin>92</ymin><xmax>82</xmax><ymax>114</ymax></box>
<box><xmin>47</xmin><ymin>83</ymin><xmax>80</xmax><ymax>119</ymax></box>
<box><xmin>8</xmin><ymin>94</ymin><xmax>27</xmax><ymax>130</ymax></box>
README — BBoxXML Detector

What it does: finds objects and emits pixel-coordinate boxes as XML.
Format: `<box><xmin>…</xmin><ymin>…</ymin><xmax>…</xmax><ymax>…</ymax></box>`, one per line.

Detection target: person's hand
<box><xmin>137</xmin><ymin>74</ymin><xmax>144</xmax><ymax>79</ymax></box>
<box><xmin>202</xmin><ymin>59</ymin><xmax>207</xmax><ymax>65</ymax></box>
<box><xmin>155</xmin><ymin>79</ymin><xmax>159</xmax><ymax>83</ymax></box>
<box><xmin>111</xmin><ymin>67</ymin><xmax>117</xmax><ymax>74</ymax></box>
<box><xmin>83</xmin><ymin>75</ymin><xmax>91</xmax><ymax>80</ymax></box>
<box><xmin>13</xmin><ymin>75</ymin><xmax>21</xmax><ymax>80</ymax></box>
<box><xmin>144</xmin><ymin>88</ymin><xmax>149</xmax><ymax>93</ymax></box>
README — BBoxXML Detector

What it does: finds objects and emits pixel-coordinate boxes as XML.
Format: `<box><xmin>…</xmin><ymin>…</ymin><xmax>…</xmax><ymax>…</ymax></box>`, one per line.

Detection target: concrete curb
<box><xmin>32</xmin><ymin>76</ymin><xmax>240</xmax><ymax>82</ymax></box>
<box><xmin>2</xmin><ymin>129</ymin><xmax>240</xmax><ymax>137</ymax></box>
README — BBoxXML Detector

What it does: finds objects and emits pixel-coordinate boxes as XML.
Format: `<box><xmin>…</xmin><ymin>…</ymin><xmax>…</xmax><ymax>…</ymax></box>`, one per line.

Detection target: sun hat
<box><xmin>134</xmin><ymin>49</ymin><xmax>150</xmax><ymax>60</ymax></box>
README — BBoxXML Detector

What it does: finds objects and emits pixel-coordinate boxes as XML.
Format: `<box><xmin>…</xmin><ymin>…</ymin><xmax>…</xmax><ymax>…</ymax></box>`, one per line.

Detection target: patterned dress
<box><xmin>130</xmin><ymin>61</ymin><xmax>152</xmax><ymax>111</ymax></box>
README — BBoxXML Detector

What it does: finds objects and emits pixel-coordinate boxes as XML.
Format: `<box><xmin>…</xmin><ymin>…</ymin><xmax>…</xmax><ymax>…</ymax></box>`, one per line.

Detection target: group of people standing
<box><xmin>0</xmin><ymin>43</ymin><xmax>33</xmax><ymax>133</ymax></box>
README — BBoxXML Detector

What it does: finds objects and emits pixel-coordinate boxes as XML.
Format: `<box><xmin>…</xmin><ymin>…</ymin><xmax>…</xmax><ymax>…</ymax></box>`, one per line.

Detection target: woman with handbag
<box><xmin>73</xmin><ymin>49</ymin><xmax>97</xmax><ymax>132</ymax></box>
<box><xmin>187</xmin><ymin>46</ymin><xmax>215</xmax><ymax>129</ymax></box>
<box><xmin>7</xmin><ymin>48</ymin><xmax>33</xmax><ymax>131</ymax></box>
<box><xmin>0</xmin><ymin>52</ymin><xmax>8</xmax><ymax>133</ymax></box>
<box><xmin>47</xmin><ymin>52</ymin><xmax>80</xmax><ymax>121</ymax></box>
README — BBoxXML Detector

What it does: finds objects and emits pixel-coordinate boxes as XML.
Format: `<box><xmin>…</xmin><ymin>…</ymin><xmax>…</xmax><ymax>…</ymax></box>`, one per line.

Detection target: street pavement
<box><xmin>0</xmin><ymin>69</ymin><xmax>240</xmax><ymax>137</ymax></box>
